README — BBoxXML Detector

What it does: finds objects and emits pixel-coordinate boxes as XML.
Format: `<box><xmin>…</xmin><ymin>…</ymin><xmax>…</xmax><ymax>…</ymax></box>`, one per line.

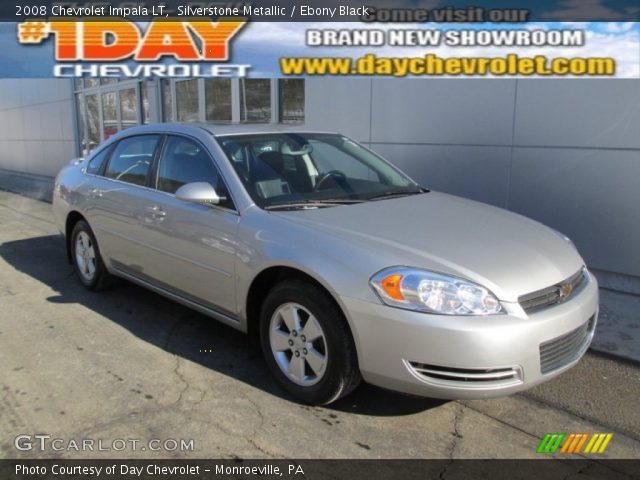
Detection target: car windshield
<box><xmin>216</xmin><ymin>132</ymin><xmax>424</xmax><ymax>209</ymax></box>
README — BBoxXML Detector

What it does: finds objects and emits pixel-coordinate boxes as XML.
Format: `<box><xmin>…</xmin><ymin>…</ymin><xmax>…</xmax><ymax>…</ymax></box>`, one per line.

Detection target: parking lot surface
<box><xmin>1</xmin><ymin>190</ymin><xmax>639</xmax><ymax>459</ymax></box>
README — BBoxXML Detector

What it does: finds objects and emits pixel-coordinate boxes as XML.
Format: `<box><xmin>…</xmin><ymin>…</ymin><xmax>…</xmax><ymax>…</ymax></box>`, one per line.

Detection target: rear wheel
<box><xmin>260</xmin><ymin>280</ymin><xmax>361</xmax><ymax>404</ymax></box>
<box><xmin>71</xmin><ymin>220</ymin><xmax>112</xmax><ymax>291</ymax></box>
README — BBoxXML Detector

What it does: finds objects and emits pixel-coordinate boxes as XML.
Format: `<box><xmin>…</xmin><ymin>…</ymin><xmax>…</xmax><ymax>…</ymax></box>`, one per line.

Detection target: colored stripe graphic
<box><xmin>560</xmin><ymin>433</ymin><xmax>589</xmax><ymax>453</ymax></box>
<box><xmin>537</xmin><ymin>433</ymin><xmax>566</xmax><ymax>454</ymax></box>
<box><xmin>584</xmin><ymin>433</ymin><xmax>614</xmax><ymax>454</ymax></box>
<box><xmin>538</xmin><ymin>433</ymin><xmax>614</xmax><ymax>454</ymax></box>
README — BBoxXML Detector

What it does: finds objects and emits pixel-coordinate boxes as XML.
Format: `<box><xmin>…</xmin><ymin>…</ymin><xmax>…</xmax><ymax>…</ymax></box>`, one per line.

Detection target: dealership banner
<box><xmin>1</xmin><ymin>0</ymin><xmax>638</xmax><ymax>78</ymax></box>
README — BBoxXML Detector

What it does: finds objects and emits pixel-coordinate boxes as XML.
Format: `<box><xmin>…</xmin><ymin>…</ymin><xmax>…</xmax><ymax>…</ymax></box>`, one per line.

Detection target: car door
<box><xmin>137</xmin><ymin>134</ymin><xmax>239</xmax><ymax>316</ymax></box>
<box><xmin>85</xmin><ymin>134</ymin><xmax>162</xmax><ymax>273</ymax></box>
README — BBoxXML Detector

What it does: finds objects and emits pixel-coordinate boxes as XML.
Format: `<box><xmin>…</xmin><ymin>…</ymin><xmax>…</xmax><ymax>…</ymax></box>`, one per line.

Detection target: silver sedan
<box><xmin>53</xmin><ymin>124</ymin><xmax>598</xmax><ymax>405</ymax></box>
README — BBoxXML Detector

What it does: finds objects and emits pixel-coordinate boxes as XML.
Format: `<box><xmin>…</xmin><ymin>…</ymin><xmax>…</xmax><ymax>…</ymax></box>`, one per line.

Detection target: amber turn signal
<box><xmin>380</xmin><ymin>274</ymin><xmax>404</xmax><ymax>300</ymax></box>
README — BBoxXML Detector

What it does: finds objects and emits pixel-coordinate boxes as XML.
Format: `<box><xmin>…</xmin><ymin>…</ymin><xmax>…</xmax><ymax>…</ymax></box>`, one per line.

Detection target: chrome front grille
<box><xmin>519</xmin><ymin>268</ymin><xmax>587</xmax><ymax>313</ymax></box>
<box><xmin>539</xmin><ymin>316</ymin><xmax>595</xmax><ymax>374</ymax></box>
<box><xmin>406</xmin><ymin>361</ymin><xmax>522</xmax><ymax>388</ymax></box>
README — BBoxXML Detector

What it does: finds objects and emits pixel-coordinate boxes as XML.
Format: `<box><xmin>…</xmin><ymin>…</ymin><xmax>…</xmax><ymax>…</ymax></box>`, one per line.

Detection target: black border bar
<box><xmin>2</xmin><ymin>459</ymin><xmax>640</xmax><ymax>480</ymax></box>
<box><xmin>6</xmin><ymin>1</ymin><xmax>640</xmax><ymax>22</ymax></box>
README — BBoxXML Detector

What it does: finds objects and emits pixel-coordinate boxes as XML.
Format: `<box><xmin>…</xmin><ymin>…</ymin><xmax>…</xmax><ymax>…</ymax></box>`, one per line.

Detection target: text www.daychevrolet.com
<box><xmin>280</xmin><ymin>54</ymin><xmax>616</xmax><ymax>77</ymax></box>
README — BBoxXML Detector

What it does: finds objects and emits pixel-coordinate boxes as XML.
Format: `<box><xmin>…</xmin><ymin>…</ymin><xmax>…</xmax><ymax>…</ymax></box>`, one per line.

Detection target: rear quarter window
<box><xmin>85</xmin><ymin>147</ymin><xmax>111</xmax><ymax>175</ymax></box>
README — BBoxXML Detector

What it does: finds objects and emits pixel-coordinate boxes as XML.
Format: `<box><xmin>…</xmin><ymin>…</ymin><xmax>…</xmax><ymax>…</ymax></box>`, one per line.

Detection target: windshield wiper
<box><xmin>265</xmin><ymin>199</ymin><xmax>364</xmax><ymax>211</ymax></box>
<box><xmin>368</xmin><ymin>189</ymin><xmax>427</xmax><ymax>201</ymax></box>
<box><xmin>315</xmin><ymin>198</ymin><xmax>366</xmax><ymax>204</ymax></box>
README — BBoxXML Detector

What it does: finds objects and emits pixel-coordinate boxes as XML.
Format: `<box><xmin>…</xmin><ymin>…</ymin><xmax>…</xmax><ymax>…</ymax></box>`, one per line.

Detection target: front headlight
<box><xmin>370</xmin><ymin>267</ymin><xmax>503</xmax><ymax>315</ymax></box>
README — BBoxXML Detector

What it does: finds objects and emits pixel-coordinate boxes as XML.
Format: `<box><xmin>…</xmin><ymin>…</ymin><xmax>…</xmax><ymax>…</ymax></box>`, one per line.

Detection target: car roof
<box><xmin>109</xmin><ymin>123</ymin><xmax>337</xmax><ymax>139</ymax></box>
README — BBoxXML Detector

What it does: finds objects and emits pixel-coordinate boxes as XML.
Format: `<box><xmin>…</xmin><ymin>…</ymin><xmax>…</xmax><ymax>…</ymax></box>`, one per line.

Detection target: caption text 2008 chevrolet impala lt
<box><xmin>52</xmin><ymin>124</ymin><xmax>598</xmax><ymax>405</ymax></box>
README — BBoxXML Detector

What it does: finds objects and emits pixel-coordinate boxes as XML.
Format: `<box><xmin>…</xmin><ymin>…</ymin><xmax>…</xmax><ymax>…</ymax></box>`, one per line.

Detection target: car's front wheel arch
<box><xmin>245</xmin><ymin>266</ymin><xmax>361</xmax><ymax>361</ymax></box>
<box><xmin>257</xmin><ymin>277</ymin><xmax>362</xmax><ymax>404</ymax></box>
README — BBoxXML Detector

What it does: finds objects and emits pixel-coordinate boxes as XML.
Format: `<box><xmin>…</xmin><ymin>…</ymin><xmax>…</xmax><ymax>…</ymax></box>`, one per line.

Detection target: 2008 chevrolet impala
<box><xmin>53</xmin><ymin>124</ymin><xmax>598</xmax><ymax>405</ymax></box>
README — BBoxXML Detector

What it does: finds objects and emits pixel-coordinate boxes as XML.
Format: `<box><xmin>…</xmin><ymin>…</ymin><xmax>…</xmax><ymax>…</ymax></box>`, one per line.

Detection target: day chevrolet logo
<box><xmin>537</xmin><ymin>433</ymin><xmax>613</xmax><ymax>454</ymax></box>
<box><xmin>17</xmin><ymin>19</ymin><xmax>245</xmax><ymax>61</ymax></box>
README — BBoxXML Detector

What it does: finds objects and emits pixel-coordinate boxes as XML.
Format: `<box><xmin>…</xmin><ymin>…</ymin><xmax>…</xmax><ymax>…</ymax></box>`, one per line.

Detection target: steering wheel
<box><xmin>314</xmin><ymin>170</ymin><xmax>347</xmax><ymax>191</ymax></box>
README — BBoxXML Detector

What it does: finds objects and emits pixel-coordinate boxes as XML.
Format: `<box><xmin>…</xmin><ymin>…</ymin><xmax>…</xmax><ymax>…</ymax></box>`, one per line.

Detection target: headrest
<box><xmin>282</xmin><ymin>143</ymin><xmax>313</xmax><ymax>156</ymax></box>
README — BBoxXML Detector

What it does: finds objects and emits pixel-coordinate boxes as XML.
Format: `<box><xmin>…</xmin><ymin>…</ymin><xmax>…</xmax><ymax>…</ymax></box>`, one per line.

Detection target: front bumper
<box><xmin>341</xmin><ymin>272</ymin><xmax>598</xmax><ymax>399</ymax></box>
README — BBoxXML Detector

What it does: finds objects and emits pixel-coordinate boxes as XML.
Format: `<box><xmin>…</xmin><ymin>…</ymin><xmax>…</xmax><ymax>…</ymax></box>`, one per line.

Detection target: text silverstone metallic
<box><xmin>177</xmin><ymin>5</ymin><xmax>287</xmax><ymax>16</ymax></box>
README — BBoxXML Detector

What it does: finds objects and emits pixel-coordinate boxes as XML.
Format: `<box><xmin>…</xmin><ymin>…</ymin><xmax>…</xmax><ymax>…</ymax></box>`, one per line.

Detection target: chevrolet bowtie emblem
<box><xmin>559</xmin><ymin>283</ymin><xmax>574</xmax><ymax>299</ymax></box>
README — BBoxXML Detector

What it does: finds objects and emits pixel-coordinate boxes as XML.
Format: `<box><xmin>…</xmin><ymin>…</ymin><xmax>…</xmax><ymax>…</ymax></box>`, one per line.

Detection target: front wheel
<box><xmin>259</xmin><ymin>280</ymin><xmax>361</xmax><ymax>404</ymax></box>
<box><xmin>71</xmin><ymin>220</ymin><xmax>112</xmax><ymax>291</ymax></box>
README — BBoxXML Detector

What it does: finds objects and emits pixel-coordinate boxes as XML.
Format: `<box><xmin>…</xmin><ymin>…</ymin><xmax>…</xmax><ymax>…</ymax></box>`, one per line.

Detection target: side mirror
<box><xmin>175</xmin><ymin>182</ymin><xmax>226</xmax><ymax>206</ymax></box>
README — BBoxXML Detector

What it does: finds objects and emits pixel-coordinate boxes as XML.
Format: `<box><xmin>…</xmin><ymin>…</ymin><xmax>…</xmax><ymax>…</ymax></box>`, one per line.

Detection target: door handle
<box><xmin>88</xmin><ymin>188</ymin><xmax>103</xmax><ymax>198</ymax></box>
<box><xmin>146</xmin><ymin>205</ymin><xmax>166</xmax><ymax>219</ymax></box>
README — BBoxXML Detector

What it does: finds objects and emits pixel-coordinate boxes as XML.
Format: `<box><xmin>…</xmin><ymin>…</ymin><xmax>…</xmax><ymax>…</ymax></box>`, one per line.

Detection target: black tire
<box><xmin>70</xmin><ymin>220</ymin><xmax>113</xmax><ymax>291</ymax></box>
<box><xmin>259</xmin><ymin>280</ymin><xmax>362</xmax><ymax>405</ymax></box>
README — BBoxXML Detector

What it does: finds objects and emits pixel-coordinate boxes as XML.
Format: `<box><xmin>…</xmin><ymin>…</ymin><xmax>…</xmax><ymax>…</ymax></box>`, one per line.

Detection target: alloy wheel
<box><xmin>75</xmin><ymin>231</ymin><xmax>97</xmax><ymax>282</ymax></box>
<box><xmin>269</xmin><ymin>302</ymin><xmax>328</xmax><ymax>387</ymax></box>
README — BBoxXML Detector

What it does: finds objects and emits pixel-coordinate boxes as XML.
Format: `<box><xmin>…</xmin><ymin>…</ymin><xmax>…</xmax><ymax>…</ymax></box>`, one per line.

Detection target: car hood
<box><xmin>271</xmin><ymin>192</ymin><xmax>584</xmax><ymax>302</ymax></box>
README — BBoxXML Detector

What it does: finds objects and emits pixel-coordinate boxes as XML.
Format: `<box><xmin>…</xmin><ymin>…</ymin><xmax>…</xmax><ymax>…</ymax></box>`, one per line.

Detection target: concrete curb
<box><xmin>0</xmin><ymin>168</ymin><xmax>54</xmax><ymax>203</ymax></box>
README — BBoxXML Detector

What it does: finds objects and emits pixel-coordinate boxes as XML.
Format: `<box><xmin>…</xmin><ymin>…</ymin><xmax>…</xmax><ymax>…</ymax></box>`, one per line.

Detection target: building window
<box><xmin>101</xmin><ymin>92</ymin><xmax>117</xmax><ymax>140</ymax></box>
<box><xmin>140</xmin><ymin>82</ymin><xmax>150</xmax><ymax>124</ymax></box>
<box><xmin>120</xmin><ymin>88</ymin><xmax>137</xmax><ymax>129</ymax></box>
<box><xmin>176</xmin><ymin>79</ymin><xmax>199</xmax><ymax>122</ymax></box>
<box><xmin>205</xmin><ymin>79</ymin><xmax>232</xmax><ymax>123</ymax></box>
<box><xmin>73</xmin><ymin>78</ymin><xmax>306</xmax><ymax>155</ymax></box>
<box><xmin>85</xmin><ymin>94</ymin><xmax>100</xmax><ymax>152</ymax></box>
<box><xmin>279</xmin><ymin>79</ymin><xmax>305</xmax><ymax>124</ymax></box>
<box><xmin>240</xmin><ymin>79</ymin><xmax>271</xmax><ymax>123</ymax></box>
<box><xmin>75</xmin><ymin>93</ymin><xmax>86</xmax><ymax>154</ymax></box>
<box><xmin>161</xmin><ymin>79</ymin><xmax>173</xmax><ymax>122</ymax></box>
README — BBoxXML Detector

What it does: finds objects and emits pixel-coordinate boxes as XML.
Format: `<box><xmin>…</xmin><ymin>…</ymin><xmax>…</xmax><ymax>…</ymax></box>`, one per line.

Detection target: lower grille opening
<box><xmin>406</xmin><ymin>361</ymin><xmax>523</xmax><ymax>388</ymax></box>
<box><xmin>539</xmin><ymin>315</ymin><xmax>595</xmax><ymax>374</ymax></box>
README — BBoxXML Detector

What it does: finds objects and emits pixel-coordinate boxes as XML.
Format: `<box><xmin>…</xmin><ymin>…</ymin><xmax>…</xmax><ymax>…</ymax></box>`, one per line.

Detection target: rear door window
<box><xmin>104</xmin><ymin>135</ymin><xmax>160</xmax><ymax>187</ymax></box>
